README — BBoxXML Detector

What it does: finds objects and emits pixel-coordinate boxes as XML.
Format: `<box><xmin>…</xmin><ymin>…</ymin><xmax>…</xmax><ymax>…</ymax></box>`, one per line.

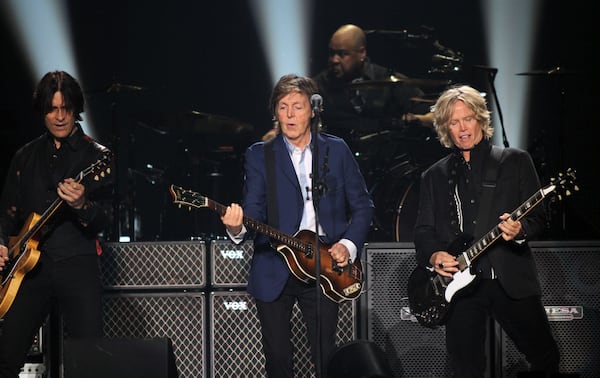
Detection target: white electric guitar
<box><xmin>407</xmin><ymin>169</ymin><xmax>578</xmax><ymax>328</ymax></box>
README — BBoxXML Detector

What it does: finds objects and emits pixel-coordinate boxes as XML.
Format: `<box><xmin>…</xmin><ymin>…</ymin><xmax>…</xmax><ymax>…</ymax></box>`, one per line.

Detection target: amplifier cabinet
<box><xmin>209</xmin><ymin>290</ymin><xmax>356</xmax><ymax>378</ymax></box>
<box><xmin>362</xmin><ymin>242</ymin><xmax>453</xmax><ymax>378</ymax></box>
<box><xmin>499</xmin><ymin>241</ymin><xmax>600</xmax><ymax>378</ymax></box>
<box><xmin>100</xmin><ymin>241</ymin><xmax>206</xmax><ymax>290</ymax></box>
<box><xmin>102</xmin><ymin>292</ymin><xmax>206</xmax><ymax>378</ymax></box>
<box><xmin>210</xmin><ymin>240</ymin><xmax>253</xmax><ymax>287</ymax></box>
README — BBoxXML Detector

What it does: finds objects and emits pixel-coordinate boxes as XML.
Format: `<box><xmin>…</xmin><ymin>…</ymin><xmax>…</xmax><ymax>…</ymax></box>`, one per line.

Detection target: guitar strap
<box><xmin>475</xmin><ymin>145</ymin><xmax>503</xmax><ymax>237</ymax></box>
<box><xmin>264</xmin><ymin>138</ymin><xmax>279</xmax><ymax>229</ymax></box>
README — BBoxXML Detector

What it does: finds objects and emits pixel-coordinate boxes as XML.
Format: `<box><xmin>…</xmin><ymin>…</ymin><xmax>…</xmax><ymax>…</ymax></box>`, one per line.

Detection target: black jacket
<box><xmin>414</xmin><ymin>140</ymin><xmax>547</xmax><ymax>299</ymax></box>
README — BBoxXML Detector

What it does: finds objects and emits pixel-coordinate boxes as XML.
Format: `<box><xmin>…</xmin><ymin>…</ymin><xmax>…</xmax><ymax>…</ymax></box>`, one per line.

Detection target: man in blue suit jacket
<box><xmin>221</xmin><ymin>74</ymin><xmax>374</xmax><ymax>377</ymax></box>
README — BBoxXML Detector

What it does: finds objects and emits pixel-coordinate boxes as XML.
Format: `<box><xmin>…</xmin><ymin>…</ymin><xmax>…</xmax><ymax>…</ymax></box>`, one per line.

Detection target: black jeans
<box><xmin>256</xmin><ymin>275</ymin><xmax>339</xmax><ymax>378</ymax></box>
<box><xmin>0</xmin><ymin>254</ymin><xmax>103</xmax><ymax>378</ymax></box>
<box><xmin>445</xmin><ymin>279</ymin><xmax>560</xmax><ymax>378</ymax></box>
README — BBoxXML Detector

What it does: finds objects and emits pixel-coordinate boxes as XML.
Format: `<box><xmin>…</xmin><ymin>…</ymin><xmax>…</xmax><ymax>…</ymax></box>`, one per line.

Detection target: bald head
<box><xmin>328</xmin><ymin>24</ymin><xmax>367</xmax><ymax>80</ymax></box>
<box><xmin>330</xmin><ymin>24</ymin><xmax>366</xmax><ymax>51</ymax></box>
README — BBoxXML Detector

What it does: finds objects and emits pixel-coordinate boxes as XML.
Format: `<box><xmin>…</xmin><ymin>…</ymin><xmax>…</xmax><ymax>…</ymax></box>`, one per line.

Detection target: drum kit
<box><xmin>335</xmin><ymin>76</ymin><xmax>452</xmax><ymax>242</ymax></box>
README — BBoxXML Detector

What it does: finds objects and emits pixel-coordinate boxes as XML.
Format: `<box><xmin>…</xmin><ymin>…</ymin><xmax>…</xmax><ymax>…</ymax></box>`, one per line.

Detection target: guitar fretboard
<box><xmin>456</xmin><ymin>186</ymin><xmax>550</xmax><ymax>268</ymax></box>
<box><xmin>202</xmin><ymin>196</ymin><xmax>310</xmax><ymax>254</ymax></box>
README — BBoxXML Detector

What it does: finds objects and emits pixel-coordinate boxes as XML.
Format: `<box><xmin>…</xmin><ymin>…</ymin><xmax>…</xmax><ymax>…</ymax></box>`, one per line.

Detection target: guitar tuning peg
<box><xmin>106</xmin><ymin>168</ymin><xmax>111</xmax><ymax>174</ymax></box>
<box><xmin>94</xmin><ymin>175</ymin><xmax>99</xmax><ymax>181</ymax></box>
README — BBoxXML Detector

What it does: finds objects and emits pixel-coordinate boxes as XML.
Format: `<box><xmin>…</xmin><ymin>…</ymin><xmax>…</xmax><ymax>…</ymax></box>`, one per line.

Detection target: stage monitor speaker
<box><xmin>499</xmin><ymin>241</ymin><xmax>600</xmax><ymax>378</ymax></box>
<box><xmin>327</xmin><ymin>339</ymin><xmax>394</xmax><ymax>378</ymax></box>
<box><xmin>102</xmin><ymin>292</ymin><xmax>205</xmax><ymax>378</ymax></box>
<box><xmin>100</xmin><ymin>241</ymin><xmax>206</xmax><ymax>290</ymax></box>
<box><xmin>210</xmin><ymin>239</ymin><xmax>253</xmax><ymax>287</ymax></box>
<box><xmin>209</xmin><ymin>290</ymin><xmax>356</xmax><ymax>378</ymax></box>
<box><xmin>63</xmin><ymin>337</ymin><xmax>177</xmax><ymax>378</ymax></box>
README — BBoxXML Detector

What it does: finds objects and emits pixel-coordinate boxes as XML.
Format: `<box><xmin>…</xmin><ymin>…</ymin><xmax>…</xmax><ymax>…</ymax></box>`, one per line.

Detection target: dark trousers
<box><xmin>445</xmin><ymin>279</ymin><xmax>560</xmax><ymax>378</ymax></box>
<box><xmin>256</xmin><ymin>275</ymin><xmax>339</xmax><ymax>378</ymax></box>
<box><xmin>0</xmin><ymin>254</ymin><xmax>103</xmax><ymax>378</ymax></box>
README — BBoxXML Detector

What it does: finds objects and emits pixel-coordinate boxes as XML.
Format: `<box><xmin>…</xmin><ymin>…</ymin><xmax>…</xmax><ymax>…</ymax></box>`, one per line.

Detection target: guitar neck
<box><xmin>205</xmin><ymin>198</ymin><xmax>308</xmax><ymax>252</ymax></box>
<box><xmin>458</xmin><ymin>186</ymin><xmax>548</xmax><ymax>266</ymax></box>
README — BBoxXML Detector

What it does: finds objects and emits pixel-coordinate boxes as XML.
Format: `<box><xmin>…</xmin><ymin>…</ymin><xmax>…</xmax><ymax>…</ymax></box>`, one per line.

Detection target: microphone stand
<box><xmin>473</xmin><ymin>65</ymin><xmax>509</xmax><ymax>147</ymax></box>
<box><xmin>310</xmin><ymin>103</ymin><xmax>325</xmax><ymax>377</ymax></box>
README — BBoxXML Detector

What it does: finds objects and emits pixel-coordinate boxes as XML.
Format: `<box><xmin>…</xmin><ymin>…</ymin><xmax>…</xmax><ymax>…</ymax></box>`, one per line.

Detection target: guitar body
<box><xmin>0</xmin><ymin>213</ymin><xmax>43</xmax><ymax>318</ymax></box>
<box><xmin>276</xmin><ymin>229</ymin><xmax>363</xmax><ymax>303</ymax></box>
<box><xmin>407</xmin><ymin>265</ymin><xmax>478</xmax><ymax>328</ymax></box>
<box><xmin>407</xmin><ymin>234</ymin><xmax>477</xmax><ymax>328</ymax></box>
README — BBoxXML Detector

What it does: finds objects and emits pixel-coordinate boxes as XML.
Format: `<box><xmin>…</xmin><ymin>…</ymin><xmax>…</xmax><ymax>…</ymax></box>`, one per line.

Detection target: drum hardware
<box><xmin>85</xmin><ymin>78</ymin><xmax>150</xmax><ymax>241</ymax></box>
<box><xmin>167</xmin><ymin>110</ymin><xmax>254</xmax><ymax>135</ymax></box>
<box><xmin>516</xmin><ymin>66</ymin><xmax>579</xmax><ymax>76</ymax></box>
<box><xmin>364</xmin><ymin>28</ymin><xmax>431</xmax><ymax>41</ymax></box>
<box><xmin>349</xmin><ymin>76</ymin><xmax>451</xmax><ymax>90</ymax></box>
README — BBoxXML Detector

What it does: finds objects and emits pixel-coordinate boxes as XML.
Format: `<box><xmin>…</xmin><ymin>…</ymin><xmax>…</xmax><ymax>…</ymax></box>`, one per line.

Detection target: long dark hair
<box><xmin>32</xmin><ymin>70</ymin><xmax>84</xmax><ymax>121</ymax></box>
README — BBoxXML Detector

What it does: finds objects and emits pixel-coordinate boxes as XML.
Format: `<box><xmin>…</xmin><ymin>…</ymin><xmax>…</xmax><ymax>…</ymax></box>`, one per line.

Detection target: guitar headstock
<box><xmin>547</xmin><ymin>168</ymin><xmax>579</xmax><ymax>202</ymax></box>
<box><xmin>77</xmin><ymin>150</ymin><xmax>113</xmax><ymax>183</ymax></box>
<box><xmin>169</xmin><ymin>185</ymin><xmax>208</xmax><ymax>210</ymax></box>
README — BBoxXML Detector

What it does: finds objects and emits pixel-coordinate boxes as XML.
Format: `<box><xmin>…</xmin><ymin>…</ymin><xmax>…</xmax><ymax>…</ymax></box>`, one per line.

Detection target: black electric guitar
<box><xmin>407</xmin><ymin>169</ymin><xmax>578</xmax><ymax>328</ymax></box>
<box><xmin>0</xmin><ymin>151</ymin><xmax>112</xmax><ymax>318</ymax></box>
<box><xmin>169</xmin><ymin>185</ymin><xmax>363</xmax><ymax>303</ymax></box>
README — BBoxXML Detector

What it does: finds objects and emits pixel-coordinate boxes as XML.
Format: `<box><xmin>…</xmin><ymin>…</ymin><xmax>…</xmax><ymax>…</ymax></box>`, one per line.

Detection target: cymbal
<box><xmin>86</xmin><ymin>81</ymin><xmax>147</xmax><ymax>95</ymax></box>
<box><xmin>106</xmin><ymin>82</ymin><xmax>147</xmax><ymax>93</ymax></box>
<box><xmin>410</xmin><ymin>95</ymin><xmax>437</xmax><ymax>104</ymax></box>
<box><xmin>174</xmin><ymin>111</ymin><xmax>253</xmax><ymax>134</ymax></box>
<box><xmin>350</xmin><ymin>76</ymin><xmax>451</xmax><ymax>90</ymax></box>
<box><xmin>516</xmin><ymin>66</ymin><xmax>579</xmax><ymax>76</ymax></box>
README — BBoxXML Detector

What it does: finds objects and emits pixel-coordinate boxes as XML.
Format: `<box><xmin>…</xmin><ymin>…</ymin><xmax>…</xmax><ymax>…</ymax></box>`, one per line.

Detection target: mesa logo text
<box><xmin>544</xmin><ymin>306</ymin><xmax>583</xmax><ymax>321</ymax></box>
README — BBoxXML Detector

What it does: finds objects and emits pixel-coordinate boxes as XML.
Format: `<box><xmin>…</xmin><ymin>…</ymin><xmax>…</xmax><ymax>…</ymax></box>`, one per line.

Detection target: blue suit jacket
<box><xmin>242</xmin><ymin>132</ymin><xmax>374</xmax><ymax>302</ymax></box>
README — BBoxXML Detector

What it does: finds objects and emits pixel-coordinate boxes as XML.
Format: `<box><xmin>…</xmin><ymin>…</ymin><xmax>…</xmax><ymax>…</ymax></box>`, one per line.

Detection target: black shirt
<box><xmin>0</xmin><ymin>125</ymin><xmax>113</xmax><ymax>260</ymax></box>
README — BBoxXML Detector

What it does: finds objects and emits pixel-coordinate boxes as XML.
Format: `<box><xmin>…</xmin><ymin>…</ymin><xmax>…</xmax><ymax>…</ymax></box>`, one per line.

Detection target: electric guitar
<box><xmin>169</xmin><ymin>185</ymin><xmax>363</xmax><ymax>303</ymax></box>
<box><xmin>407</xmin><ymin>169</ymin><xmax>578</xmax><ymax>328</ymax></box>
<box><xmin>0</xmin><ymin>151</ymin><xmax>112</xmax><ymax>318</ymax></box>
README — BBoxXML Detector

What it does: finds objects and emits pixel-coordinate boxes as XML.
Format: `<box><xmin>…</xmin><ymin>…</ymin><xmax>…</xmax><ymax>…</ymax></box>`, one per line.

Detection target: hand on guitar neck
<box><xmin>57</xmin><ymin>178</ymin><xmax>87</xmax><ymax>210</ymax></box>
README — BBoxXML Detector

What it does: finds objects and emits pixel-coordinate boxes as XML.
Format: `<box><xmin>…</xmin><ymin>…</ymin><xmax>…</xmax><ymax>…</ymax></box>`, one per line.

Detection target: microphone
<box><xmin>310</xmin><ymin>94</ymin><xmax>323</xmax><ymax>113</ymax></box>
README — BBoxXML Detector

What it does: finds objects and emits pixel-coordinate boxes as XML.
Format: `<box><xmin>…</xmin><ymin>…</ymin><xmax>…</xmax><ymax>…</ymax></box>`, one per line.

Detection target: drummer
<box><xmin>312</xmin><ymin>24</ymin><xmax>434</xmax><ymax>138</ymax></box>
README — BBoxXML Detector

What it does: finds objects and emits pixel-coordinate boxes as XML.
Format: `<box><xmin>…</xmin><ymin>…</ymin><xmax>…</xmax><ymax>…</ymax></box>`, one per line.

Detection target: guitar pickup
<box><xmin>343</xmin><ymin>283</ymin><xmax>361</xmax><ymax>296</ymax></box>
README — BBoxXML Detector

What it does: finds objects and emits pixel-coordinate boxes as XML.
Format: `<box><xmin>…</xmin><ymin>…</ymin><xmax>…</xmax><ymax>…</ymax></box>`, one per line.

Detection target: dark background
<box><xmin>1</xmin><ymin>0</ymin><xmax>598</xmax><ymax>242</ymax></box>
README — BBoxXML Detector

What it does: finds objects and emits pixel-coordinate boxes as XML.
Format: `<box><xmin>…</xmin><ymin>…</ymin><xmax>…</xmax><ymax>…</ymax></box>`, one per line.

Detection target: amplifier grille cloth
<box><xmin>101</xmin><ymin>241</ymin><xmax>206</xmax><ymax>289</ymax></box>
